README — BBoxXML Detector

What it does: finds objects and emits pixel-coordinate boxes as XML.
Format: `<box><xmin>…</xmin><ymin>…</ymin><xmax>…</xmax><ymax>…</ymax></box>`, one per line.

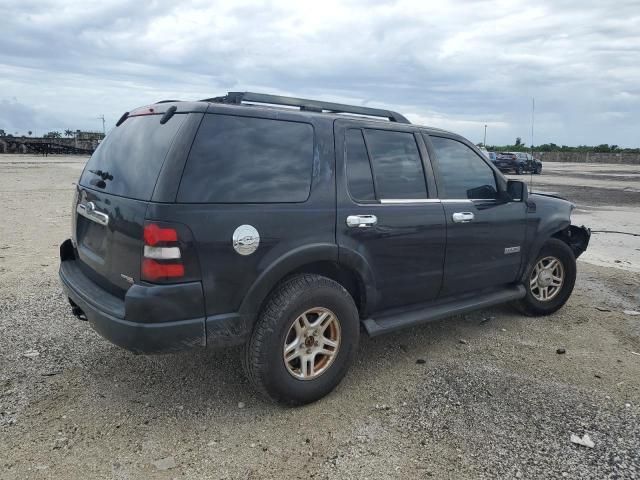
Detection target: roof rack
<box><xmin>201</xmin><ymin>92</ymin><xmax>411</xmax><ymax>124</ymax></box>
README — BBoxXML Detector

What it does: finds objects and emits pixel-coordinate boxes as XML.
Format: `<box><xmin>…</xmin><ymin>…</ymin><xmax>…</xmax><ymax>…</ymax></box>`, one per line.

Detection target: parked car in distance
<box><xmin>495</xmin><ymin>151</ymin><xmax>542</xmax><ymax>175</ymax></box>
<box><xmin>487</xmin><ymin>151</ymin><xmax>498</xmax><ymax>163</ymax></box>
<box><xmin>59</xmin><ymin>92</ymin><xmax>588</xmax><ymax>405</ymax></box>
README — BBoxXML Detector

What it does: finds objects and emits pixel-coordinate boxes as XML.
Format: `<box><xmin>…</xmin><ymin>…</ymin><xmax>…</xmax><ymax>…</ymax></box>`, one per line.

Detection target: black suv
<box><xmin>495</xmin><ymin>152</ymin><xmax>542</xmax><ymax>175</ymax></box>
<box><xmin>59</xmin><ymin>92</ymin><xmax>590</xmax><ymax>405</ymax></box>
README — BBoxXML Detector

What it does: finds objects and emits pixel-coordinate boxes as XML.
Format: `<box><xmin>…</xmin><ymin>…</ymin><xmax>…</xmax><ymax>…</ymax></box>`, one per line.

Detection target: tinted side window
<box><xmin>364</xmin><ymin>129</ymin><xmax>427</xmax><ymax>199</ymax></box>
<box><xmin>345</xmin><ymin>129</ymin><xmax>375</xmax><ymax>201</ymax></box>
<box><xmin>178</xmin><ymin>115</ymin><xmax>313</xmax><ymax>203</ymax></box>
<box><xmin>430</xmin><ymin>137</ymin><xmax>498</xmax><ymax>200</ymax></box>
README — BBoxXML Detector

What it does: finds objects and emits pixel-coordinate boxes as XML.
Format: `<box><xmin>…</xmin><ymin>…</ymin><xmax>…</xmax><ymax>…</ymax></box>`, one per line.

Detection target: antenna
<box><xmin>529</xmin><ymin>98</ymin><xmax>535</xmax><ymax>191</ymax></box>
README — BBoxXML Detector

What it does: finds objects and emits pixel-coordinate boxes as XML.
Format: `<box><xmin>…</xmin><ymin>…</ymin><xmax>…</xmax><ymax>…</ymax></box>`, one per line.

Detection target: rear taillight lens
<box><xmin>142</xmin><ymin>258</ymin><xmax>185</xmax><ymax>281</ymax></box>
<box><xmin>141</xmin><ymin>222</ymin><xmax>188</xmax><ymax>283</ymax></box>
<box><xmin>143</xmin><ymin>223</ymin><xmax>178</xmax><ymax>245</ymax></box>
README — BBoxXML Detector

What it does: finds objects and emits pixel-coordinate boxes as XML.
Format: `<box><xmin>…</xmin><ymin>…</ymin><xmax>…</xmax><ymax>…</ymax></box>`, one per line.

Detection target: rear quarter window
<box><xmin>79</xmin><ymin>114</ymin><xmax>187</xmax><ymax>200</ymax></box>
<box><xmin>178</xmin><ymin>114</ymin><xmax>314</xmax><ymax>203</ymax></box>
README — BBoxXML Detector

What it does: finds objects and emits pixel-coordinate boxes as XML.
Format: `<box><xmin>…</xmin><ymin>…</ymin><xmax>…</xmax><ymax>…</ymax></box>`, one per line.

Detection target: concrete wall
<box><xmin>537</xmin><ymin>151</ymin><xmax>640</xmax><ymax>164</ymax></box>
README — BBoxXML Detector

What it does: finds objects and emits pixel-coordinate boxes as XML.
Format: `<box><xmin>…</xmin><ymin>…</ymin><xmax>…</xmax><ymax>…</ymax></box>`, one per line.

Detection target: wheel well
<box><xmin>256</xmin><ymin>261</ymin><xmax>366</xmax><ymax>319</ymax></box>
<box><xmin>551</xmin><ymin>226</ymin><xmax>589</xmax><ymax>258</ymax></box>
<box><xmin>289</xmin><ymin>261</ymin><xmax>365</xmax><ymax>316</ymax></box>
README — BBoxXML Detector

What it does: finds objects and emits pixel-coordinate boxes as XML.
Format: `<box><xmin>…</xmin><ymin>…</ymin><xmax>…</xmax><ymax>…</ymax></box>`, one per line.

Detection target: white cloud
<box><xmin>0</xmin><ymin>0</ymin><xmax>638</xmax><ymax>146</ymax></box>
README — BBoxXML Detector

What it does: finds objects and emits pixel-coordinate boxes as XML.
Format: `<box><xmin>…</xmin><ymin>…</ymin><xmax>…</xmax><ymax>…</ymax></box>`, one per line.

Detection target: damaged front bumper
<box><xmin>567</xmin><ymin>225</ymin><xmax>591</xmax><ymax>258</ymax></box>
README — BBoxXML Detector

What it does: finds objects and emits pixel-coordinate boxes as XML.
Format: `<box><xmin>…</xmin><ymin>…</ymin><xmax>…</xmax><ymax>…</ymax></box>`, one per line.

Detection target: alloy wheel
<box><xmin>283</xmin><ymin>307</ymin><xmax>341</xmax><ymax>380</ymax></box>
<box><xmin>530</xmin><ymin>256</ymin><xmax>565</xmax><ymax>302</ymax></box>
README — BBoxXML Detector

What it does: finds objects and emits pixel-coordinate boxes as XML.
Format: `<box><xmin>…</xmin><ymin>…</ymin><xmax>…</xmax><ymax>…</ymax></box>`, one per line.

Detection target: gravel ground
<box><xmin>1</xmin><ymin>155</ymin><xmax>639</xmax><ymax>479</ymax></box>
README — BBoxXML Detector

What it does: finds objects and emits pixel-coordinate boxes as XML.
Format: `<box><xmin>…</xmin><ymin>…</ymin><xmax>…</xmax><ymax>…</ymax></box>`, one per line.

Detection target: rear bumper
<box><xmin>59</xmin><ymin>239</ymin><xmax>246</xmax><ymax>353</ymax></box>
<box><xmin>496</xmin><ymin>163</ymin><xmax>518</xmax><ymax>172</ymax></box>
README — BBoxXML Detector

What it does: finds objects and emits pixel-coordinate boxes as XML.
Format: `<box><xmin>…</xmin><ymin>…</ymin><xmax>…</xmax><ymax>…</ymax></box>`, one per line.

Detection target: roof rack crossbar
<box><xmin>200</xmin><ymin>92</ymin><xmax>410</xmax><ymax>124</ymax></box>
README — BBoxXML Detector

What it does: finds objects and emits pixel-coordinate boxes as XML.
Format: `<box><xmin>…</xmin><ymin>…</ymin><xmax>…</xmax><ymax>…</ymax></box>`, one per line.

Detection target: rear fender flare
<box><xmin>238</xmin><ymin>243</ymin><xmax>378</xmax><ymax>325</ymax></box>
<box><xmin>239</xmin><ymin>243</ymin><xmax>339</xmax><ymax>321</ymax></box>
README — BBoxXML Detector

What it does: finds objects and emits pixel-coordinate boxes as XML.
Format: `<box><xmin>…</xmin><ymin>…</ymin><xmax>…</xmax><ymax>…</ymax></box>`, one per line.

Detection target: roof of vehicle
<box><xmin>126</xmin><ymin>91</ymin><xmax>460</xmax><ymax>137</ymax></box>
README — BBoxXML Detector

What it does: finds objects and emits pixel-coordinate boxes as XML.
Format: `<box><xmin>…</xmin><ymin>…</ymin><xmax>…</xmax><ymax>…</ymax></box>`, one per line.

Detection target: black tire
<box><xmin>516</xmin><ymin>165</ymin><xmax>523</xmax><ymax>175</ymax></box>
<box><xmin>243</xmin><ymin>274</ymin><xmax>360</xmax><ymax>405</ymax></box>
<box><xmin>535</xmin><ymin>164</ymin><xmax>542</xmax><ymax>174</ymax></box>
<box><xmin>514</xmin><ymin>238</ymin><xmax>576</xmax><ymax>316</ymax></box>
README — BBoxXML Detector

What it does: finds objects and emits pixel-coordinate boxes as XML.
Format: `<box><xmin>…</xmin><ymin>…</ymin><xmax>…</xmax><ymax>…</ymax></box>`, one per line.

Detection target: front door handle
<box><xmin>452</xmin><ymin>212</ymin><xmax>474</xmax><ymax>223</ymax></box>
<box><xmin>346</xmin><ymin>215</ymin><xmax>378</xmax><ymax>228</ymax></box>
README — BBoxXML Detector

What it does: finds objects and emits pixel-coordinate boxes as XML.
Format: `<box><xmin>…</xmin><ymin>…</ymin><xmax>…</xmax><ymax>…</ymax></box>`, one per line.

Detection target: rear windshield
<box><xmin>177</xmin><ymin>114</ymin><xmax>314</xmax><ymax>203</ymax></box>
<box><xmin>79</xmin><ymin>114</ymin><xmax>187</xmax><ymax>200</ymax></box>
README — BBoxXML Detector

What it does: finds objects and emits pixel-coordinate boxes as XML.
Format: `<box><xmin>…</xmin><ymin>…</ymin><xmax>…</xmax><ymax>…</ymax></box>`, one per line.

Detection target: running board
<box><xmin>363</xmin><ymin>284</ymin><xmax>526</xmax><ymax>337</ymax></box>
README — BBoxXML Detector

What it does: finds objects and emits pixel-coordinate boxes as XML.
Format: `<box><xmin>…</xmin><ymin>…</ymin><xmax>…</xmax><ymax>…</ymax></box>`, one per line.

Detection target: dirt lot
<box><xmin>1</xmin><ymin>156</ymin><xmax>638</xmax><ymax>479</ymax></box>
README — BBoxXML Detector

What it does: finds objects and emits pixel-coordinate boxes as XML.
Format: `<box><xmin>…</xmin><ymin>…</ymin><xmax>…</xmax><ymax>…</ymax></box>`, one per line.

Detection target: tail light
<box><xmin>141</xmin><ymin>221</ymin><xmax>199</xmax><ymax>283</ymax></box>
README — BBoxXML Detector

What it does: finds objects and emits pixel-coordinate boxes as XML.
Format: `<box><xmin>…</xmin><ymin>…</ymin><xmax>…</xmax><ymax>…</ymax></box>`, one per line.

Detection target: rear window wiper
<box><xmin>88</xmin><ymin>169</ymin><xmax>113</xmax><ymax>189</ymax></box>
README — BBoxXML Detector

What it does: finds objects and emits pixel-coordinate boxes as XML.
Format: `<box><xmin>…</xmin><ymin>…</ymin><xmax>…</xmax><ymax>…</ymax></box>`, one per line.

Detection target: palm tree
<box><xmin>64</xmin><ymin>129</ymin><xmax>73</xmax><ymax>137</ymax></box>
<box><xmin>28</xmin><ymin>131</ymin><xmax>32</xmax><ymax>136</ymax></box>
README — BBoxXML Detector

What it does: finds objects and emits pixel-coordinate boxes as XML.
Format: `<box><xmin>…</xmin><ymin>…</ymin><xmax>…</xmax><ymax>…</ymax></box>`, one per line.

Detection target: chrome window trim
<box><xmin>442</xmin><ymin>198</ymin><xmax>498</xmax><ymax>203</ymax></box>
<box><xmin>380</xmin><ymin>199</ymin><xmax>441</xmax><ymax>204</ymax></box>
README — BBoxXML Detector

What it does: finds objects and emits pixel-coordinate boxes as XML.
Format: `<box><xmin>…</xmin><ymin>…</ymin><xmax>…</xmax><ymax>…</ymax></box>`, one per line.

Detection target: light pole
<box><xmin>97</xmin><ymin>115</ymin><xmax>106</xmax><ymax>135</ymax></box>
<box><xmin>483</xmin><ymin>124</ymin><xmax>487</xmax><ymax>147</ymax></box>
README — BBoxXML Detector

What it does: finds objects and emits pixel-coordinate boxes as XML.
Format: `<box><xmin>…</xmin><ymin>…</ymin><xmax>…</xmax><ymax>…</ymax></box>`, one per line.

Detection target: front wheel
<box><xmin>514</xmin><ymin>238</ymin><xmax>577</xmax><ymax>316</ymax></box>
<box><xmin>243</xmin><ymin>274</ymin><xmax>360</xmax><ymax>405</ymax></box>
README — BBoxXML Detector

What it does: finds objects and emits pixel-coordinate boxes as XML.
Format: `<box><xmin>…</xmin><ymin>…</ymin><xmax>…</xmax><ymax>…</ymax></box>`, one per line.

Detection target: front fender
<box><xmin>519</xmin><ymin>194</ymin><xmax>574</xmax><ymax>279</ymax></box>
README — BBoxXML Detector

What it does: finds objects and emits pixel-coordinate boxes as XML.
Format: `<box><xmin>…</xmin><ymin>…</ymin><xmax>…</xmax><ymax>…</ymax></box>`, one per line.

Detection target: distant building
<box><xmin>75</xmin><ymin>130</ymin><xmax>105</xmax><ymax>142</ymax></box>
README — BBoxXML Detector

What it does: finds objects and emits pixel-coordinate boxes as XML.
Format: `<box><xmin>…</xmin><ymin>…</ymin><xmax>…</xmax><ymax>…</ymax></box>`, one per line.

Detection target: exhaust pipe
<box><xmin>72</xmin><ymin>306</ymin><xmax>88</xmax><ymax>321</ymax></box>
<box><xmin>68</xmin><ymin>300</ymin><xmax>88</xmax><ymax>321</ymax></box>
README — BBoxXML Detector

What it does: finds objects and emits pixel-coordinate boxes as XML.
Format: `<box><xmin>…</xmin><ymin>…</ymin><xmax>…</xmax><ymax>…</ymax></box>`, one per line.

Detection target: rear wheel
<box><xmin>243</xmin><ymin>274</ymin><xmax>359</xmax><ymax>405</ymax></box>
<box><xmin>516</xmin><ymin>165</ymin><xmax>524</xmax><ymax>175</ymax></box>
<box><xmin>514</xmin><ymin>238</ymin><xmax>576</xmax><ymax>316</ymax></box>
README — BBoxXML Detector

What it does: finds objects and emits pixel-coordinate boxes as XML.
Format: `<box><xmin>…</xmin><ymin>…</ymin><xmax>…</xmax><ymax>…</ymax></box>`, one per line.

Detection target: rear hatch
<box><xmin>73</xmin><ymin>110</ymin><xmax>189</xmax><ymax>296</ymax></box>
<box><xmin>495</xmin><ymin>154</ymin><xmax>516</xmax><ymax>168</ymax></box>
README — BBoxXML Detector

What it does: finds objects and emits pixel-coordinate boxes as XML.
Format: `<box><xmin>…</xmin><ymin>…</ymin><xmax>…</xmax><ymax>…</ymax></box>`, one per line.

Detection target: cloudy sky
<box><xmin>1</xmin><ymin>0</ymin><xmax>638</xmax><ymax>146</ymax></box>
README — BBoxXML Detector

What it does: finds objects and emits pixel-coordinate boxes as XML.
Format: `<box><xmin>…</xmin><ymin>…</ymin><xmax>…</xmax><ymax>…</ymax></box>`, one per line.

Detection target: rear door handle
<box><xmin>346</xmin><ymin>215</ymin><xmax>378</xmax><ymax>228</ymax></box>
<box><xmin>77</xmin><ymin>202</ymin><xmax>109</xmax><ymax>226</ymax></box>
<box><xmin>452</xmin><ymin>212</ymin><xmax>474</xmax><ymax>223</ymax></box>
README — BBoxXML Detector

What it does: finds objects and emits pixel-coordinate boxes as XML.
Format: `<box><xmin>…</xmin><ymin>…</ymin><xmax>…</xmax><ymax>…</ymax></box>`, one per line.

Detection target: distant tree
<box><xmin>515</xmin><ymin>137</ymin><xmax>522</xmax><ymax>146</ymax></box>
<box><xmin>64</xmin><ymin>129</ymin><xmax>74</xmax><ymax>137</ymax></box>
<box><xmin>0</xmin><ymin>129</ymin><xmax>5</xmax><ymax>136</ymax></box>
<box><xmin>28</xmin><ymin>130</ymin><xmax>32</xmax><ymax>136</ymax></box>
<box><xmin>593</xmin><ymin>144</ymin><xmax>612</xmax><ymax>153</ymax></box>
<box><xmin>44</xmin><ymin>131</ymin><xmax>62</xmax><ymax>139</ymax></box>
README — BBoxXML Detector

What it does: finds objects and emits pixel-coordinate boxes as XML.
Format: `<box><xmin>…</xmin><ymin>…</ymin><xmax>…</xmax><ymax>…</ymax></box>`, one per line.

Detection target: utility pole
<box><xmin>530</xmin><ymin>97</ymin><xmax>535</xmax><ymax>189</ymax></box>
<box><xmin>97</xmin><ymin>115</ymin><xmax>106</xmax><ymax>135</ymax></box>
<box><xmin>530</xmin><ymin>98</ymin><xmax>535</xmax><ymax>154</ymax></box>
<box><xmin>483</xmin><ymin>124</ymin><xmax>487</xmax><ymax>147</ymax></box>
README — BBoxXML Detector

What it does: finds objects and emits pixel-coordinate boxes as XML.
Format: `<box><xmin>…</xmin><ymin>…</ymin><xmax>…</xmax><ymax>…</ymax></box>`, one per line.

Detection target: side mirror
<box><xmin>506</xmin><ymin>180</ymin><xmax>528</xmax><ymax>202</ymax></box>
